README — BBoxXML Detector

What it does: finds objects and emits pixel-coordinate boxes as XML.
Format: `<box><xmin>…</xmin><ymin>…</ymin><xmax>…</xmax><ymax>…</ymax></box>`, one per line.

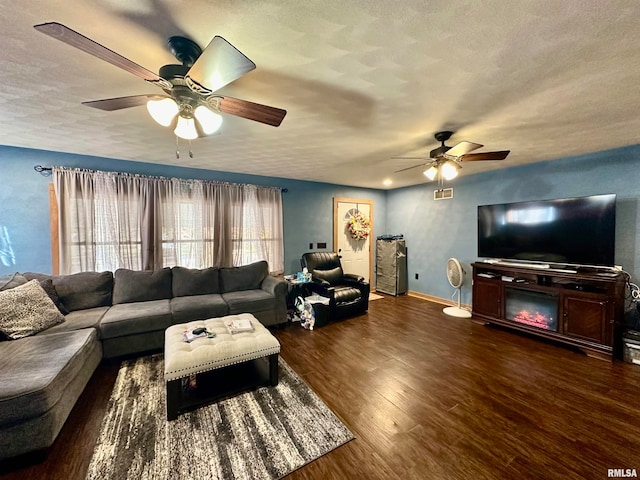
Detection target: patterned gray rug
<box><xmin>86</xmin><ymin>354</ymin><xmax>354</xmax><ymax>480</ymax></box>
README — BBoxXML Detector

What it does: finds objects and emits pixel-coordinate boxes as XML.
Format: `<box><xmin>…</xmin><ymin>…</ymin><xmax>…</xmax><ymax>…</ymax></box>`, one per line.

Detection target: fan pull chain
<box><xmin>174</xmin><ymin>137</ymin><xmax>194</xmax><ymax>159</ymax></box>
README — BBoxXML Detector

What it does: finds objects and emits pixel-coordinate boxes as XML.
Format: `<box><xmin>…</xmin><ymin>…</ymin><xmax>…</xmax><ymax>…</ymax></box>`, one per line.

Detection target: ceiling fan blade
<box><xmin>185</xmin><ymin>36</ymin><xmax>256</xmax><ymax>94</ymax></box>
<box><xmin>445</xmin><ymin>141</ymin><xmax>483</xmax><ymax>158</ymax></box>
<box><xmin>393</xmin><ymin>162</ymin><xmax>430</xmax><ymax>173</ymax></box>
<box><xmin>459</xmin><ymin>151</ymin><xmax>510</xmax><ymax>161</ymax></box>
<box><xmin>218</xmin><ymin>96</ymin><xmax>286</xmax><ymax>126</ymax></box>
<box><xmin>34</xmin><ymin>22</ymin><xmax>166</xmax><ymax>84</ymax></box>
<box><xmin>82</xmin><ymin>94</ymin><xmax>168</xmax><ymax>111</ymax></box>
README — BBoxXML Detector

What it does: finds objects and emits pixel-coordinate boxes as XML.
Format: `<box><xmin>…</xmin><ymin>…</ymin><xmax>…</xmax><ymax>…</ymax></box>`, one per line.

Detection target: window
<box><xmin>54</xmin><ymin>168</ymin><xmax>284</xmax><ymax>274</ymax></box>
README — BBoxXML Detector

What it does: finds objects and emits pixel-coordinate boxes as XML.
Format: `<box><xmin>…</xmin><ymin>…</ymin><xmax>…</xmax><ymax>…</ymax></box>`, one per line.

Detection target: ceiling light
<box><xmin>441</xmin><ymin>161</ymin><xmax>459</xmax><ymax>180</ymax></box>
<box><xmin>383</xmin><ymin>179</ymin><xmax>393</xmax><ymax>186</ymax></box>
<box><xmin>174</xmin><ymin>116</ymin><xmax>198</xmax><ymax>140</ymax></box>
<box><xmin>423</xmin><ymin>165</ymin><xmax>438</xmax><ymax>180</ymax></box>
<box><xmin>146</xmin><ymin>98</ymin><xmax>179</xmax><ymax>127</ymax></box>
<box><xmin>194</xmin><ymin>105</ymin><xmax>223</xmax><ymax>134</ymax></box>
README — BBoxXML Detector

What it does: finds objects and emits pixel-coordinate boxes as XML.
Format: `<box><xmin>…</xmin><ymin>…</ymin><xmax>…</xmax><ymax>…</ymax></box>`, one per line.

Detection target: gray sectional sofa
<box><xmin>0</xmin><ymin>260</ymin><xmax>287</xmax><ymax>461</ymax></box>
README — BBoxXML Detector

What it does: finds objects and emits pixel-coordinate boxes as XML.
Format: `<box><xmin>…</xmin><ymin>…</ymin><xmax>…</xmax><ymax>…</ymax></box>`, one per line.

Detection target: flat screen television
<box><xmin>477</xmin><ymin>194</ymin><xmax>616</xmax><ymax>268</ymax></box>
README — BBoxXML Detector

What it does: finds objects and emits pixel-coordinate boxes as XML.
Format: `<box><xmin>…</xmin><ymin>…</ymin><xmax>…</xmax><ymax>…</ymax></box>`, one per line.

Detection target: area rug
<box><xmin>86</xmin><ymin>354</ymin><xmax>354</xmax><ymax>480</ymax></box>
<box><xmin>369</xmin><ymin>292</ymin><xmax>384</xmax><ymax>301</ymax></box>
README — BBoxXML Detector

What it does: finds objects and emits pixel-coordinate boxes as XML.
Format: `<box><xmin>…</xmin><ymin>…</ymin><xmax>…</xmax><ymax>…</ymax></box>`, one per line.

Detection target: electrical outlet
<box><xmin>415</xmin><ymin>273</ymin><xmax>419</xmax><ymax>280</ymax></box>
<box><xmin>309</xmin><ymin>243</ymin><xmax>313</xmax><ymax>249</ymax></box>
<box><xmin>317</xmin><ymin>242</ymin><xmax>327</xmax><ymax>249</ymax></box>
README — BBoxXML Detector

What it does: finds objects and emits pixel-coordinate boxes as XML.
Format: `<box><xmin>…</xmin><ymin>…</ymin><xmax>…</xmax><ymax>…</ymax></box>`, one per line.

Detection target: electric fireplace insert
<box><xmin>505</xmin><ymin>287</ymin><xmax>558</xmax><ymax>331</ymax></box>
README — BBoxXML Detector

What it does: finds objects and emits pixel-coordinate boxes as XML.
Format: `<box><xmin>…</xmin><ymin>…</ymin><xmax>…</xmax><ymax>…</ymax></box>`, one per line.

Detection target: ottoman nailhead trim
<box><xmin>164</xmin><ymin>346</ymin><xmax>281</xmax><ymax>380</ymax></box>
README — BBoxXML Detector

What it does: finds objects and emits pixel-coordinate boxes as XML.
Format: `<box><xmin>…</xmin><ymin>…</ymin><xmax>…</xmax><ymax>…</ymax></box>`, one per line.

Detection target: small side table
<box><xmin>284</xmin><ymin>277</ymin><xmax>311</xmax><ymax>321</ymax></box>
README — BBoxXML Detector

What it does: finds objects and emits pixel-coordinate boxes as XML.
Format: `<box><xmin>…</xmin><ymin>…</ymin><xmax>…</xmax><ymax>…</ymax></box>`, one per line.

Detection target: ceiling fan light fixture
<box><xmin>424</xmin><ymin>165</ymin><xmax>438</xmax><ymax>180</ymax></box>
<box><xmin>441</xmin><ymin>161</ymin><xmax>460</xmax><ymax>180</ymax></box>
<box><xmin>194</xmin><ymin>105</ymin><xmax>223</xmax><ymax>134</ymax></box>
<box><xmin>174</xmin><ymin>116</ymin><xmax>198</xmax><ymax>140</ymax></box>
<box><xmin>146</xmin><ymin>98</ymin><xmax>179</xmax><ymax>127</ymax></box>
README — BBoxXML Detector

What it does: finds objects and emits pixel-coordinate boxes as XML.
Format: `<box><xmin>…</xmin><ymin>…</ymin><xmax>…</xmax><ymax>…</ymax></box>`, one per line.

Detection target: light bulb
<box><xmin>146</xmin><ymin>98</ymin><xmax>179</xmax><ymax>127</ymax></box>
<box><xmin>441</xmin><ymin>161</ymin><xmax>459</xmax><ymax>180</ymax></box>
<box><xmin>174</xmin><ymin>116</ymin><xmax>198</xmax><ymax>140</ymax></box>
<box><xmin>194</xmin><ymin>105</ymin><xmax>223</xmax><ymax>135</ymax></box>
<box><xmin>423</xmin><ymin>165</ymin><xmax>438</xmax><ymax>180</ymax></box>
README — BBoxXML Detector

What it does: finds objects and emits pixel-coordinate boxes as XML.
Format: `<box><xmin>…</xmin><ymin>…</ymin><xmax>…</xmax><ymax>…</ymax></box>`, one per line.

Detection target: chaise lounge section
<box><xmin>0</xmin><ymin>328</ymin><xmax>102</xmax><ymax>461</ymax></box>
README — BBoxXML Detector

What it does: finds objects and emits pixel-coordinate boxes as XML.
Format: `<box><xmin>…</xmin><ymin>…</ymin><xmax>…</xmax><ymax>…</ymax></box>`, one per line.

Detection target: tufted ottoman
<box><xmin>164</xmin><ymin>313</ymin><xmax>280</xmax><ymax>420</ymax></box>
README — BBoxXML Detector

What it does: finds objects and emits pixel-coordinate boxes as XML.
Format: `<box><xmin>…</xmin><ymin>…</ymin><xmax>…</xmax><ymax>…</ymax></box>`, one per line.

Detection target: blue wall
<box><xmin>0</xmin><ymin>146</ymin><xmax>386</xmax><ymax>276</ymax></box>
<box><xmin>386</xmin><ymin>145</ymin><xmax>640</xmax><ymax>305</ymax></box>
<box><xmin>3</xmin><ymin>143</ymin><xmax>640</xmax><ymax>307</ymax></box>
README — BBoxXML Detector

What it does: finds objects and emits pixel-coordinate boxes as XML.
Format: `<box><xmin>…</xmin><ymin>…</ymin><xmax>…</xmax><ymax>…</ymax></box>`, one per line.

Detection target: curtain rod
<box><xmin>33</xmin><ymin>165</ymin><xmax>288</xmax><ymax>192</ymax></box>
<box><xmin>34</xmin><ymin>165</ymin><xmax>52</xmax><ymax>176</ymax></box>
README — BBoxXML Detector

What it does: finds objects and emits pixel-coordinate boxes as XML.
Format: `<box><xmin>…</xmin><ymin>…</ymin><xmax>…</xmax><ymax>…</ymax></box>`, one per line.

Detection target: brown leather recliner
<box><xmin>300</xmin><ymin>252</ymin><xmax>370</xmax><ymax>322</ymax></box>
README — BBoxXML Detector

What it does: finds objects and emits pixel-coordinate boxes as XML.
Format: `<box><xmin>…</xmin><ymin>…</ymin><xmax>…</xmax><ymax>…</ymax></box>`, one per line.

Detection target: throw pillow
<box><xmin>0</xmin><ymin>280</ymin><xmax>65</xmax><ymax>339</ymax></box>
<box><xmin>38</xmin><ymin>279</ymin><xmax>69</xmax><ymax>315</ymax></box>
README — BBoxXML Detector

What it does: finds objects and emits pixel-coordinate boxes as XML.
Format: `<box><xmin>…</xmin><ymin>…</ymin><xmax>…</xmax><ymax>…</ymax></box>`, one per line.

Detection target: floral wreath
<box><xmin>346</xmin><ymin>211</ymin><xmax>371</xmax><ymax>240</ymax></box>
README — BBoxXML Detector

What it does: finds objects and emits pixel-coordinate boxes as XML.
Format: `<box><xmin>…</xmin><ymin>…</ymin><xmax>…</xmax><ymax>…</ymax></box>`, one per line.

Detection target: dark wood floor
<box><xmin>2</xmin><ymin>295</ymin><xmax>640</xmax><ymax>479</ymax></box>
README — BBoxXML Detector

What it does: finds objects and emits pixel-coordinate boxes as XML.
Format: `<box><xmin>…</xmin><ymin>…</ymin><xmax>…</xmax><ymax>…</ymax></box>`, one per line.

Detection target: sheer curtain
<box><xmin>53</xmin><ymin>167</ymin><xmax>284</xmax><ymax>275</ymax></box>
<box><xmin>54</xmin><ymin>168</ymin><xmax>147</xmax><ymax>273</ymax></box>
<box><xmin>234</xmin><ymin>185</ymin><xmax>284</xmax><ymax>270</ymax></box>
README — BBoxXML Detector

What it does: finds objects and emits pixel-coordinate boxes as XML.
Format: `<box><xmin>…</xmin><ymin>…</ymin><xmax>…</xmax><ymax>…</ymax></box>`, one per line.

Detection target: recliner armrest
<box><xmin>342</xmin><ymin>273</ymin><xmax>366</xmax><ymax>284</ymax></box>
<box><xmin>307</xmin><ymin>281</ymin><xmax>335</xmax><ymax>298</ymax></box>
<box><xmin>312</xmin><ymin>277</ymin><xmax>332</xmax><ymax>288</ymax></box>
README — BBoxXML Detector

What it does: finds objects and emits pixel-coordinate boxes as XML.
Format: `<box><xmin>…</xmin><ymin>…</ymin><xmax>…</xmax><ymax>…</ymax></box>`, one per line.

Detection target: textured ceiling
<box><xmin>2</xmin><ymin>0</ymin><xmax>640</xmax><ymax>189</ymax></box>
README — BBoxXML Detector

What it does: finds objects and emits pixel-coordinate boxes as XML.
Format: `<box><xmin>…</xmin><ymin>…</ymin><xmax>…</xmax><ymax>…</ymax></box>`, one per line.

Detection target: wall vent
<box><xmin>434</xmin><ymin>188</ymin><xmax>454</xmax><ymax>200</ymax></box>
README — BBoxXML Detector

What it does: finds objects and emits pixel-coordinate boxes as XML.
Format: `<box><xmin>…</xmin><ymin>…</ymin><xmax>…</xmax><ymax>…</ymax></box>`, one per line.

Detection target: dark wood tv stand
<box><xmin>471</xmin><ymin>262</ymin><xmax>627</xmax><ymax>360</ymax></box>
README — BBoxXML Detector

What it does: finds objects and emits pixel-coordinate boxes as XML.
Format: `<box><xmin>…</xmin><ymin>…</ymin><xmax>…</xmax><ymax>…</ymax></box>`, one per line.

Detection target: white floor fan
<box><xmin>443</xmin><ymin>258</ymin><xmax>472</xmax><ymax>318</ymax></box>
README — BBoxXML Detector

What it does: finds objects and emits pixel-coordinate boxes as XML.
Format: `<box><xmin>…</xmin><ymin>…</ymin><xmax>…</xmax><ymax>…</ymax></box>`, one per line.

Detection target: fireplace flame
<box><xmin>513</xmin><ymin>310</ymin><xmax>552</xmax><ymax>330</ymax></box>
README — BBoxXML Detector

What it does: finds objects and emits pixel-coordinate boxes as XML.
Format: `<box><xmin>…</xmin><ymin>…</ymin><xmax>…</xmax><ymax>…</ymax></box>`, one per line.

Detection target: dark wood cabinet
<box><xmin>472</xmin><ymin>279</ymin><xmax>502</xmax><ymax>318</ymax></box>
<box><xmin>471</xmin><ymin>263</ymin><xmax>626</xmax><ymax>360</ymax></box>
<box><xmin>562</xmin><ymin>293</ymin><xmax>610</xmax><ymax>345</ymax></box>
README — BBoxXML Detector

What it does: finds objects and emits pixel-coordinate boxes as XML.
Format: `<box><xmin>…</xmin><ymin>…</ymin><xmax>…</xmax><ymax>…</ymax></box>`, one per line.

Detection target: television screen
<box><xmin>477</xmin><ymin>194</ymin><xmax>616</xmax><ymax>267</ymax></box>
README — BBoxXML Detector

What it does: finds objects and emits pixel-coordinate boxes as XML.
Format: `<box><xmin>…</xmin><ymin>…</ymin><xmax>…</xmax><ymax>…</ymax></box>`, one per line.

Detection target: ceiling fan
<box><xmin>33</xmin><ymin>22</ymin><xmax>287</xmax><ymax>142</ymax></box>
<box><xmin>394</xmin><ymin>131</ymin><xmax>510</xmax><ymax>181</ymax></box>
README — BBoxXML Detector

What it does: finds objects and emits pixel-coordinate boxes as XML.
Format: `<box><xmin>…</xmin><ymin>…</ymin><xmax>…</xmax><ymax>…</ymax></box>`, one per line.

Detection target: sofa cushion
<box><xmin>171</xmin><ymin>266</ymin><xmax>220</xmax><ymax>297</ymax></box>
<box><xmin>312</xmin><ymin>266</ymin><xmax>343</xmax><ymax>286</ymax></box>
<box><xmin>0</xmin><ymin>328</ymin><xmax>100</xmax><ymax>426</ymax></box>
<box><xmin>24</xmin><ymin>271</ymin><xmax>113</xmax><ymax>312</ymax></box>
<box><xmin>113</xmin><ymin>268</ymin><xmax>172</xmax><ymax>304</ymax></box>
<box><xmin>37</xmin><ymin>306</ymin><xmax>109</xmax><ymax>336</ymax></box>
<box><xmin>221</xmin><ymin>289</ymin><xmax>277</xmax><ymax>314</ymax></box>
<box><xmin>170</xmin><ymin>294</ymin><xmax>229</xmax><ymax>323</ymax></box>
<box><xmin>100</xmin><ymin>300</ymin><xmax>172</xmax><ymax>339</ymax></box>
<box><xmin>0</xmin><ymin>272</ymin><xmax>28</xmax><ymax>291</ymax></box>
<box><xmin>0</xmin><ymin>280</ymin><xmax>65</xmax><ymax>340</ymax></box>
<box><xmin>219</xmin><ymin>261</ymin><xmax>268</xmax><ymax>293</ymax></box>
